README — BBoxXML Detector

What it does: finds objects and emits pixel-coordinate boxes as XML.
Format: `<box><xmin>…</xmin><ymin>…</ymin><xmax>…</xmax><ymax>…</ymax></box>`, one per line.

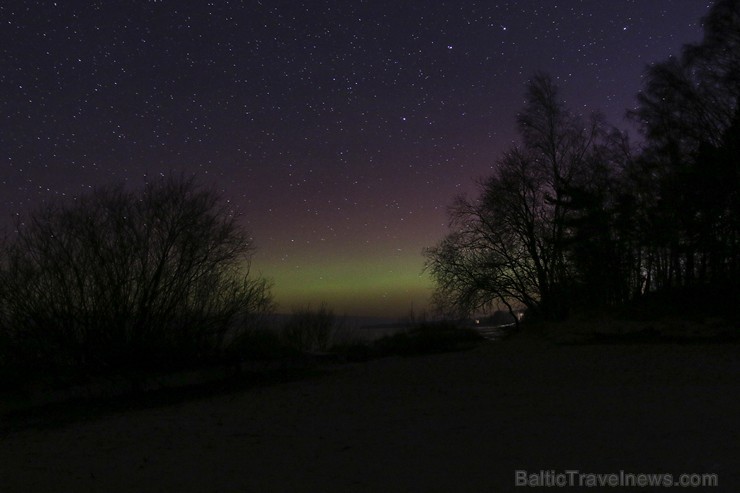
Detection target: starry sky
<box><xmin>1</xmin><ymin>1</ymin><xmax>712</xmax><ymax>317</ymax></box>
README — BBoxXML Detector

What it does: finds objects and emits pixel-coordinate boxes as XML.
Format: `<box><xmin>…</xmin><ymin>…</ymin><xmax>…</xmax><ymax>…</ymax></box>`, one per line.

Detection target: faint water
<box><xmin>255</xmin><ymin>314</ymin><xmax>515</xmax><ymax>343</ymax></box>
<box><xmin>348</xmin><ymin>322</ymin><xmax>515</xmax><ymax>343</ymax></box>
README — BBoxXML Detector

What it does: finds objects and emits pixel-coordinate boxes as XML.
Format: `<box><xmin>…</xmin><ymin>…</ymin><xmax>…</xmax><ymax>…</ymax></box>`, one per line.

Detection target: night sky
<box><xmin>1</xmin><ymin>1</ymin><xmax>712</xmax><ymax>317</ymax></box>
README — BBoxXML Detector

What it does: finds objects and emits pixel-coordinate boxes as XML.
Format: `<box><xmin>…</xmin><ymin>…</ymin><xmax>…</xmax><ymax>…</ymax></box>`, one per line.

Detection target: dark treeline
<box><xmin>425</xmin><ymin>0</ymin><xmax>740</xmax><ymax>322</ymax></box>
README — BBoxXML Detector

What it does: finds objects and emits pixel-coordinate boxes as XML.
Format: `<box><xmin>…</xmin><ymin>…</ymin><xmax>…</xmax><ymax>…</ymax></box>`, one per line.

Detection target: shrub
<box><xmin>0</xmin><ymin>176</ymin><xmax>273</xmax><ymax>375</ymax></box>
<box><xmin>281</xmin><ymin>304</ymin><xmax>343</xmax><ymax>353</ymax></box>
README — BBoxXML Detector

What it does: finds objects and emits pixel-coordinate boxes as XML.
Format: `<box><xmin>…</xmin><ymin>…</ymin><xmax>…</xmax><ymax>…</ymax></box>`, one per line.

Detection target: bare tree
<box><xmin>424</xmin><ymin>151</ymin><xmax>543</xmax><ymax>321</ymax></box>
<box><xmin>425</xmin><ymin>74</ymin><xmax>623</xmax><ymax>320</ymax></box>
<box><xmin>0</xmin><ymin>176</ymin><xmax>273</xmax><ymax>373</ymax></box>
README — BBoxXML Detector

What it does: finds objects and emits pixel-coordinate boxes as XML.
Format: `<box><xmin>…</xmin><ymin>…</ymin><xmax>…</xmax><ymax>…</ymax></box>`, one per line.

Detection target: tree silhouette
<box><xmin>0</xmin><ymin>176</ymin><xmax>273</xmax><ymax>373</ymax></box>
<box><xmin>631</xmin><ymin>0</ymin><xmax>740</xmax><ymax>289</ymax></box>
<box><xmin>425</xmin><ymin>74</ymin><xmax>628</xmax><ymax>320</ymax></box>
<box><xmin>427</xmin><ymin>2</ymin><xmax>740</xmax><ymax>324</ymax></box>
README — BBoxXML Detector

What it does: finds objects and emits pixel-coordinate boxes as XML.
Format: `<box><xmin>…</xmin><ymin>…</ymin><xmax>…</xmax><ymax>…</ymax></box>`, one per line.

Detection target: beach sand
<box><xmin>1</xmin><ymin>332</ymin><xmax>738</xmax><ymax>492</ymax></box>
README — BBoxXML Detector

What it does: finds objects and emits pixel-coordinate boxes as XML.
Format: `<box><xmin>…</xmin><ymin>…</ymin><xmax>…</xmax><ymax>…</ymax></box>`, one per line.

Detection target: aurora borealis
<box><xmin>1</xmin><ymin>1</ymin><xmax>712</xmax><ymax>316</ymax></box>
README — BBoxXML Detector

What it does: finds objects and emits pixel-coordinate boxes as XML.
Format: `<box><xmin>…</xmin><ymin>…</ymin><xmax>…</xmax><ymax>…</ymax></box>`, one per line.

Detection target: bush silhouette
<box><xmin>281</xmin><ymin>304</ymin><xmax>342</xmax><ymax>353</ymax></box>
<box><xmin>0</xmin><ymin>177</ymin><xmax>273</xmax><ymax>376</ymax></box>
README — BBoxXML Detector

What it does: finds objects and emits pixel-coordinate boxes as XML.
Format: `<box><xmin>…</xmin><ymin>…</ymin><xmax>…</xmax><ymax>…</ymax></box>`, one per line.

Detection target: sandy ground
<box><xmin>1</xmin><ymin>333</ymin><xmax>738</xmax><ymax>492</ymax></box>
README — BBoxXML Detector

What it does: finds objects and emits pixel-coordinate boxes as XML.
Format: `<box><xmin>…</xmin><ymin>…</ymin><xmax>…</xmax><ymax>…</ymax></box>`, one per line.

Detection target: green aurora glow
<box><xmin>254</xmin><ymin>252</ymin><xmax>433</xmax><ymax>317</ymax></box>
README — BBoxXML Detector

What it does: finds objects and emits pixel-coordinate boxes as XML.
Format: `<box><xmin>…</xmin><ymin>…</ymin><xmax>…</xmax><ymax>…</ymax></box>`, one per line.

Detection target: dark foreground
<box><xmin>1</xmin><ymin>331</ymin><xmax>738</xmax><ymax>492</ymax></box>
